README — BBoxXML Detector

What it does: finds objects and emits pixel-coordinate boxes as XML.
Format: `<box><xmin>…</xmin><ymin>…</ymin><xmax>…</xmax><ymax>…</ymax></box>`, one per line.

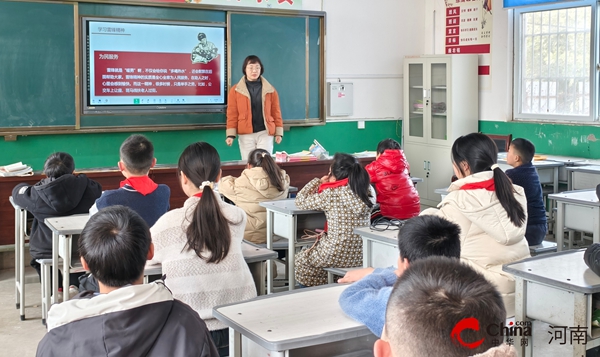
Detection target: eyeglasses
<box><xmin>246</xmin><ymin>65</ymin><xmax>261</xmax><ymax>72</ymax></box>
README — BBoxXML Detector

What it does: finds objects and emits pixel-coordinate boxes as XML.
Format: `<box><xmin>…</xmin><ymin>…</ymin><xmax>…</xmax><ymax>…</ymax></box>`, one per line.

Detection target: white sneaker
<box><xmin>68</xmin><ymin>285</ymin><xmax>79</xmax><ymax>299</ymax></box>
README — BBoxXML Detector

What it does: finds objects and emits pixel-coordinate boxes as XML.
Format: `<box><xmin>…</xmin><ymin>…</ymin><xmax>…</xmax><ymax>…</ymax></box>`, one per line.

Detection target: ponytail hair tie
<box><xmin>199</xmin><ymin>181</ymin><xmax>214</xmax><ymax>190</ymax></box>
<box><xmin>490</xmin><ymin>164</ymin><xmax>499</xmax><ymax>170</ymax></box>
<box><xmin>261</xmin><ymin>153</ymin><xmax>266</xmax><ymax>158</ymax></box>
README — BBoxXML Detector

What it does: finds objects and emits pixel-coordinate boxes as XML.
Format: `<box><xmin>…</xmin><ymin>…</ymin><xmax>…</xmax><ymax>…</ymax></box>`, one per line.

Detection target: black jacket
<box><xmin>37</xmin><ymin>282</ymin><xmax>219</xmax><ymax>357</ymax></box>
<box><xmin>12</xmin><ymin>174</ymin><xmax>102</xmax><ymax>259</ymax></box>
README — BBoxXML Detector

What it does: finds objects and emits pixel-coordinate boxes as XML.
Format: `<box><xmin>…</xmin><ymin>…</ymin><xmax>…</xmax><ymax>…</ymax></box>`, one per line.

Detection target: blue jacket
<box><xmin>338</xmin><ymin>268</ymin><xmax>397</xmax><ymax>337</ymax></box>
<box><xmin>505</xmin><ymin>163</ymin><xmax>547</xmax><ymax>226</ymax></box>
<box><xmin>95</xmin><ymin>184</ymin><xmax>170</xmax><ymax>227</ymax></box>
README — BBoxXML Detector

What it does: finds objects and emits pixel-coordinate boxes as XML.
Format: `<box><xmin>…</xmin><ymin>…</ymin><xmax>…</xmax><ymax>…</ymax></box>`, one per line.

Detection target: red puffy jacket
<box><xmin>365</xmin><ymin>149</ymin><xmax>420</xmax><ymax>220</ymax></box>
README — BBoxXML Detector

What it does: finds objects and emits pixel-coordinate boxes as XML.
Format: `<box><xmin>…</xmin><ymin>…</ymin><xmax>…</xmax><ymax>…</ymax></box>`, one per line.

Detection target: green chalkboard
<box><xmin>230</xmin><ymin>13</ymin><xmax>323</xmax><ymax>122</ymax></box>
<box><xmin>0</xmin><ymin>1</ymin><xmax>76</xmax><ymax>128</ymax></box>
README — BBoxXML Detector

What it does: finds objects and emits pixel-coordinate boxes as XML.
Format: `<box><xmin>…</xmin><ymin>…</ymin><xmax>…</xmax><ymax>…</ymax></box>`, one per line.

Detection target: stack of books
<box><xmin>0</xmin><ymin>162</ymin><xmax>33</xmax><ymax>177</ymax></box>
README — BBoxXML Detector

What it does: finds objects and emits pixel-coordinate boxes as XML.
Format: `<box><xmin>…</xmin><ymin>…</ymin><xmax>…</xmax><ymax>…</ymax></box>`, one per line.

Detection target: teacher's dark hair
<box><xmin>330</xmin><ymin>153</ymin><xmax>373</xmax><ymax>208</ymax></box>
<box><xmin>242</xmin><ymin>55</ymin><xmax>264</xmax><ymax>76</ymax></box>
<box><xmin>178</xmin><ymin>142</ymin><xmax>233</xmax><ymax>263</ymax></box>
<box><xmin>248</xmin><ymin>149</ymin><xmax>285</xmax><ymax>191</ymax></box>
<box><xmin>451</xmin><ymin>133</ymin><xmax>525</xmax><ymax>227</ymax></box>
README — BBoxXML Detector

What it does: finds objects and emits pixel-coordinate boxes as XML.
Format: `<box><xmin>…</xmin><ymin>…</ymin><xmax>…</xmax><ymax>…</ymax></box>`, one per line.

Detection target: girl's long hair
<box><xmin>330</xmin><ymin>153</ymin><xmax>373</xmax><ymax>207</ymax></box>
<box><xmin>247</xmin><ymin>149</ymin><xmax>285</xmax><ymax>191</ymax></box>
<box><xmin>451</xmin><ymin>133</ymin><xmax>525</xmax><ymax>227</ymax></box>
<box><xmin>178</xmin><ymin>142</ymin><xmax>231</xmax><ymax>263</ymax></box>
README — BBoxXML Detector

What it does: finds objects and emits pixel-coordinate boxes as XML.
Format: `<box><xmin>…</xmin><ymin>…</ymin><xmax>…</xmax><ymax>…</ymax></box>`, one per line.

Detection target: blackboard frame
<box><xmin>0</xmin><ymin>0</ymin><xmax>325</xmax><ymax>138</ymax></box>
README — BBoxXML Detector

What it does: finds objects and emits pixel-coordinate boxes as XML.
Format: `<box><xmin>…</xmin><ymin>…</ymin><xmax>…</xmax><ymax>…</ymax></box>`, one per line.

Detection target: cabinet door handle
<box><xmin>423</xmin><ymin>161</ymin><xmax>427</xmax><ymax>170</ymax></box>
<box><xmin>427</xmin><ymin>161</ymin><xmax>431</xmax><ymax>170</ymax></box>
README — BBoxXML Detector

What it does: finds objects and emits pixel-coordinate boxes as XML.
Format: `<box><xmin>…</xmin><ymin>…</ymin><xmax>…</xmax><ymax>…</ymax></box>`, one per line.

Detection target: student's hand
<box><xmin>320</xmin><ymin>174</ymin><xmax>331</xmax><ymax>184</ymax></box>
<box><xmin>275</xmin><ymin>135</ymin><xmax>282</xmax><ymax>144</ymax></box>
<box><xmin>225</xmin><ymin>137</ymin><xmax>234</xmax><ymax>146</ymax></box>
<box><xmin>338</xmin><ymin>267</ymin><xmax>374</xmax><ymax>284</ymax></box>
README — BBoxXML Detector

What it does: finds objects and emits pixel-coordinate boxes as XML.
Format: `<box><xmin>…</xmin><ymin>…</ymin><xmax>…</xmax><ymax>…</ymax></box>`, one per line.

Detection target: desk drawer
<box><xmin>537</xmin><ymin>168</ymin><xmax>553</xmax><ymax>185</ymax></box>
<box><xmin>564</xmin><ymin>204</ymin><xmax>599</xmax><ymax>233</ymax></box>
<box><xmin>573</xmin><ymin>172</ymin><xmax>600</xmax><ymax>190</ymax></box>
<box><xmin>526</xmin><ymin>281</ymin><xmax>592</xmax><ymax>337</ymax></box>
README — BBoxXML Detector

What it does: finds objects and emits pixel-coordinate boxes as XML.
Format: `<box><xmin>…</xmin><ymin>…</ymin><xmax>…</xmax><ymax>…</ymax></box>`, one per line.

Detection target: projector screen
<box><xmin>82</xmin><ymin>17</ymin><xmax>226</xmax><ymax>114</ymax></box>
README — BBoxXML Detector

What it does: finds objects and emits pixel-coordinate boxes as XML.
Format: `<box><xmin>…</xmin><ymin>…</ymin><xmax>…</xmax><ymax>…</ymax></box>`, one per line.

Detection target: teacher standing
<box><xmin>226</xmin><ymin>55</ymin><xmax>283</xmax><ymax>160</ymax></box>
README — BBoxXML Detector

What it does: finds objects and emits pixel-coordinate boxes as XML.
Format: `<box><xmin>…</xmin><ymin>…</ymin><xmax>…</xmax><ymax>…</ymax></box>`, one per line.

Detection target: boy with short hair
<box><xmin>374</xmin><ymin>257</ymin><xmax>516</xmax><ymax>357</ymax></box>
<box><xmin>338</xmin><ymin>215</ymin><xmax>461</xmax><ymax>337</ymax></box>
<box><xmin>92</xmin><ymin>134</ymin><xmax>170</xmax><ymax>226</ymax></box>
<box><xmin>12</xmin><ymin>152</ymin><xmax>102</xmax><ymax>282</ymax></box>
<box><xmin>36</xmin><ymin>205</ymin><xmax>219</xmax><ymax>357</ymax></box>
<box><xmin>505</xmin><ymin>138</ymin><xmax>547</xmax><ymax>246</ymax></box>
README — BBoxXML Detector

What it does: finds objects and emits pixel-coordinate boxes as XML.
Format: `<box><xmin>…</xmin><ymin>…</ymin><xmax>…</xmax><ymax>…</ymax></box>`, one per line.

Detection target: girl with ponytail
<box><xmin>294</xmin><ymin>153</ymin><xmax>375</xmax><ymax>287</ymax></box>
<box><xmin>420</xmin><ymin>133</ymin><xmax>530</xmax><ymax>318</ymax></box>
<box><xmin>149</xmin><ymin>142</ymin><xmax>256</xmax><ymax>356</ymax></box>
<box><xmin>220</xmin><ymin>149</ymin><xmax>290</xmax><ymax>244</ymax></box>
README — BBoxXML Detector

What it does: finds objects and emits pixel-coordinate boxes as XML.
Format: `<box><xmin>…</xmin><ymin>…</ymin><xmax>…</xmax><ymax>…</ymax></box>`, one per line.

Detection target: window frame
<box><xmin>513</xmin><ymin>0</ymin><xmax>599</xmax><ymax>123</ymax></box>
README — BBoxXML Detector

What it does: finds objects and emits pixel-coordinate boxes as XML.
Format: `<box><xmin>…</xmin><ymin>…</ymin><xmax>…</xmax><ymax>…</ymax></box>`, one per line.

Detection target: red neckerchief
<box><xmin>193</xmin><ymin>192</ymin><xmax>203</xmax><ymax>198</ymax></box>
<box><xmin>120</xmin><ymin>176</ymin><xmax>158</xmax><ymax>196</ymax></box>
<box><xmin>459</xmin><ymin>178</ymin><xmax>495</xmax><ymax>191</ymax></box>
<box><xmin>318</xmin><ymin>178</ymin><xmax>349</xmax><ymax>193</ymax></box>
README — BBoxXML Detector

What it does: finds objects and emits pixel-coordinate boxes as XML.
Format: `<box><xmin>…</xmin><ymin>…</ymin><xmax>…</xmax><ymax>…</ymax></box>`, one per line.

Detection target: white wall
<box><xmin>303</xmin><ymin>0</ymin><xmax>426</xmax><ymax>121</ymax></box>
<box><xmin>423</xmin><ymin>0</ymin><xmax>513</xmax><ymax>122</ymax></box>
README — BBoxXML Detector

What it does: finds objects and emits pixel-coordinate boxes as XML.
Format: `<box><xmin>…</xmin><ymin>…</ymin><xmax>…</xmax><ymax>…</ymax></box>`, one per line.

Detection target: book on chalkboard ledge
<box><xmin>0</xmin><ymin>162</ymin><xmax>33</xmax><ymax>177</ymax></box>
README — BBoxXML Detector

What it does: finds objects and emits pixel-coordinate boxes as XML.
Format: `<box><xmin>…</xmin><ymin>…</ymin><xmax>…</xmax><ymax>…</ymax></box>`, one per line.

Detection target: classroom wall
<box><xmin>423</xmin><ymin>0</ymin><xmax>600</xmax><ymax>158</ymax></box>
<box><xmin>0</xmin><ymin>0</ymin><xmax>419</xmax><ymax>169</ymax></box>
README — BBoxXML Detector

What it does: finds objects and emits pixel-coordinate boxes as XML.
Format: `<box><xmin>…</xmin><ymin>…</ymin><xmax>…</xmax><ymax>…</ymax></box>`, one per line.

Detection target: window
<box><xmin>514</xmin><ymin>1</ymin><xmax>597</xmax><ymax>122</ymax></box>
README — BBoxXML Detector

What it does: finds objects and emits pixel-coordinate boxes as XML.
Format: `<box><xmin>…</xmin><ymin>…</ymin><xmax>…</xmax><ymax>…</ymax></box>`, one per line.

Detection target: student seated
<box><xmin>338</xmin><ymin>215</ymin><xmax>461</xmax><ymax>337</ymax></box>
<box><xmin>91</xmin><ymin>134</ymin><xmax>170</xmax><ymax>227</ymax></box>
<box><xmin>149</xmin><ymin>142</ymin><xmax>256</xmax><ymax>356</ymax></box>
<box><xmin>12</xmin><ymin>152</ymin><xmax>102</xmax><ymax>285</ymax></box>
<box><xmin>36</xmin><ymin>205</ymin><xmax>218</xmax><ymax>357</ymax></box>
<box><xmin>421</xmin><ymin>133</ymin><xmax>530</xmax><ymax>317</ymax></box>
<box><xmin>294</xmin><ymin>153</ymin><xmax>376</xmax><ymax>287</ymax></box>
<box><xmin>374</xmin><ymin>257</ymin><xmax>516</xmax><ymax>357</ymax></box>
<box><xmin>220</xmin><ymin>148</ymin><xmax>290</xmax><ymax>244</ymax></box>
<box><xmin>366</xmin><ymin>138</ymin><xmax>420</xmax><ymax>220</ymax></box>
<box><xmin>505</xmin><ymin>138</ymin><xmax>547</xmax><ymax>246</ymax></box>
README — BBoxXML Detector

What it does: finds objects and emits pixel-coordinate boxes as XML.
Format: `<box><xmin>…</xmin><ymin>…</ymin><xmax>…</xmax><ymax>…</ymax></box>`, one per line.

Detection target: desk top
<box><xmin>259</xmin><ymin>198</ymin><xmax>322</xmax><ymax>215</ymax></box>
<box><xmin>548</xmin><ymin>189</ymin><xmax>599</xmax><ymax>206</ymax></box>
<box><xmin>213</xmin><ymin>284</ymin><xmax>371</xmax><ymax>351</ymax></box>
<box><xmin>566</xmin><ymin>165</ymin><xmax>600</xmax><ymax>174</ymax></box>
<box><xmin>44</xmin><ymin>214</ymin><xmax>90</xmax><ymax>235</ymax></box>
<box><xmin>353</xmin><ymin>226</ymin><xmax>399</xmax><ymax>245</ymax></box>
<box><xmin>497</xmin><ymin>159</ymin><xmax>563</xmax><ymax>169</ymax></box>
<box><xmin>503</xmin><ymin>250</ymin><xmax>600</xmax><ymax>294</ymax></box>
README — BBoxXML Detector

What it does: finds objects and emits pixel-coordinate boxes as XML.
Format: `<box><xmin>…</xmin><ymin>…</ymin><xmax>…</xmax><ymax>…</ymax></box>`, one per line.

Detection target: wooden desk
<box><xmin>503</xmin><ymin>250</ymin><xmax>600</xmax><ymax>357</ymax></box>
<box><xmin>213</xmin><ymin>284</ymin><xmax>375</xmax><ymax>357</ymax></box>
<box><xmin>566</xmin><ymin>165</ymin><xmax>600</xmax><ymax>191</ymax></box>
<box><xmin>353</xmin><ymin>226</ymin><xmax>399</xmax><ymax>269</ymax></box>
<box><xmin>549</xmin><ymin>189</ymin><xmax>600</xmax><ymax>251</ymax></box>
<box><xmin>0</xmin><ymin>157</ymin><xmax>374</xmax><ymax>246</ymax></box>
<box><xmin>259</xmin><ymin>199</ymin><xmax>326</xmax><ymax>293</ymax></box>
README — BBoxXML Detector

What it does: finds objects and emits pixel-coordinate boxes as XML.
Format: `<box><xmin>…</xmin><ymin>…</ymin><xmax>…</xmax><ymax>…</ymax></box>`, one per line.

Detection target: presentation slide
<box><xmin>86</xmin><ymin>20</ymin><xmax>226</xmax><ymax>106</ymax></box>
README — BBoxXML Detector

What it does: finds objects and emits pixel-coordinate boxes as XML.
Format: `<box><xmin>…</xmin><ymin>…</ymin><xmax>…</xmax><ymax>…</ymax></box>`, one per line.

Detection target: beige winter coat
<box><xmin>421</xmin><ymin>171</ymin><xmax>531</xmax><ymax>317</ymax></box>
<box><xmin>220</xmin><ymin>167</ymin><xmax>290</xmax><ymax>244</ymax></box>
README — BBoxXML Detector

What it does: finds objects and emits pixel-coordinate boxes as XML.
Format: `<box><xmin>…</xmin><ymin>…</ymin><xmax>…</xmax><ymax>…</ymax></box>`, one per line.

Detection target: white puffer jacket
<box><xmin>220</xmin><ymin>167</ymin><xmax>290</xmax><ymax>244</ymax></box>
<box><xmin>421</xmin><ymin>171</ymin><xmax>531</xmax><ymax>317</ymax></box>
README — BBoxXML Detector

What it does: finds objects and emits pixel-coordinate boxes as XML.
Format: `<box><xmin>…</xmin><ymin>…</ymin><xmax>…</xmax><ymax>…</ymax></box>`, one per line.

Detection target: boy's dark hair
<box><xmin>242</xmin><ymin>55</ymin><xmax>264</xmax><ymax>76</ymax></box>
<box><xmin>510</xmin><ymin>138</ymin><xmax>535</xmax><ymax>164</ymax></box>
<box><xmin>248</xmin><ymin>149</ymin><xmax>285</xmax><ymax>191</ymax></box>
<box><xmin>330</xmin><ymin>153</ymin><xmax>373</xmax><ymax>208</ymax></box>
<box><xmin>397</xmin><ymin>215</ymin><xmax>461</xmax><ymax>263</ymax></box>
<box><xmin>79</xmin><ymin>205</ymin><xmax>151</xmax><ymax>288</ymax></box>
<box><xmin>452</xmin><ymin>133</ymin><xmax>525</xmax><ymax>227</ymax></box>
<box><xmin>385</xmin><ymin>257</ymin><xmax>506</xmax><ymax>357</ymax></box>
<box><xmin>120</xmin><ymin>134</ymin><xmax>154</xmax><ymax>175</ymax></box>
<box><xmin>376</xmin><ymin>138</ymin><xmax>401</xmax><ymax>154</ymax></box>
<box><xmin>44</xmin><ymin>152</ymin><xmax>75</xmax><ymax>178</ymax></box>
